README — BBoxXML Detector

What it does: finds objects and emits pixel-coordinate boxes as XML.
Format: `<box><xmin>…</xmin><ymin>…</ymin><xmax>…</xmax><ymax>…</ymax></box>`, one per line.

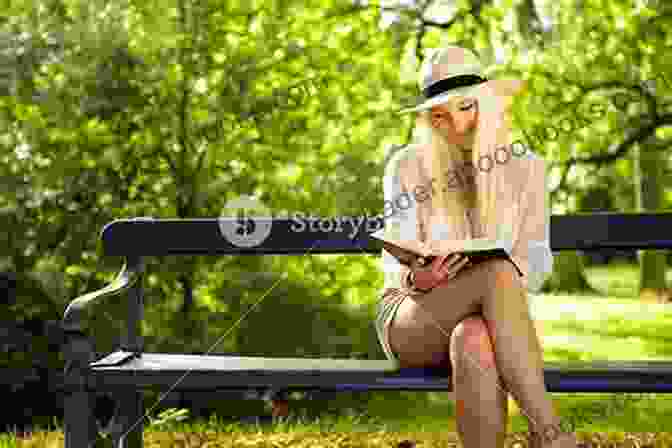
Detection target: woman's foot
<box><xmin>528</xmin><ymin>423</ymin><xmax>577</xmax><ymax>448</ymax></box>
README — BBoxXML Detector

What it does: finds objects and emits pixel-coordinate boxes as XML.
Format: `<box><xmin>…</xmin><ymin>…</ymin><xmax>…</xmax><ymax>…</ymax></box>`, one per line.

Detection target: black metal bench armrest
<box><xmin>61</xmin><ymin>256</ymin><xmax>143</xmax><ymax>333</ymax></box>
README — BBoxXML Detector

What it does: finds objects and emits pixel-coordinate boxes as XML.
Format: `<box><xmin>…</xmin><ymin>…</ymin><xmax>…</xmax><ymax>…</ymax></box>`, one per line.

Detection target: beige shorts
<box><xmin>374</xmin><ymin>288</ymin><xmax>412</xmax><ymax>367</ymax></box>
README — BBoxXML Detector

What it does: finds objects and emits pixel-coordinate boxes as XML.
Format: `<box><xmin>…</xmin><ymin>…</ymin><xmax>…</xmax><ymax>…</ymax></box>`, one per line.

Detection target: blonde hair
<box><xmin>412</xmin><ymin>83</ymin><xmax>519</xmax><ymax>243</ymax></box>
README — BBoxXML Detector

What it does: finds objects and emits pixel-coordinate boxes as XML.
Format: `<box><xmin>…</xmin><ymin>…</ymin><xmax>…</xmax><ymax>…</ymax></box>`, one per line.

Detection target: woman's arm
<box><xmin>382</xmin><ymin>150</ymin><xmax>418</xmax><ymax>292</ymax></box>
<box><xmin>510</xmin><ymin>156</ymin><xmax>554</xmax><ymax>294</ymax></box>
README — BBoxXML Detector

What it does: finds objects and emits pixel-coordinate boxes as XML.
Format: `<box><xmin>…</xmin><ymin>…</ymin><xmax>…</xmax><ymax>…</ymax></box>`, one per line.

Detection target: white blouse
<box><xmin>381</xmin><ymin>144</ymin><xmax>554</xmax><ymax>295</ymax></box>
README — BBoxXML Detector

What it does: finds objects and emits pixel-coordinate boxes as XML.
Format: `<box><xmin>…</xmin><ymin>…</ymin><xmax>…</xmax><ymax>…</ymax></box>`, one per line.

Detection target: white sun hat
<box><xmin>397</xmin><ymin>45</ymin><xmax>491</xmax><ymax>115</ymax></box>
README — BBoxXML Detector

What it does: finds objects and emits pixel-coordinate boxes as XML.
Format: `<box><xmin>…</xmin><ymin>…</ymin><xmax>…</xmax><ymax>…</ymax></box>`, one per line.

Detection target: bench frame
<box><xmin>60</xmin><ymin>213</ymin><xmax>672</xmax><ymax>447</ymax></box>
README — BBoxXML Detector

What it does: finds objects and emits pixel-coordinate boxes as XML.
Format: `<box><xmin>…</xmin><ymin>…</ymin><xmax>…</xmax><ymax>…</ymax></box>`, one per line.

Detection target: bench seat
<box><xmin>87</xmin><ymin>350</ymin><xmax>672</xmax><ymax>393</ymax></box>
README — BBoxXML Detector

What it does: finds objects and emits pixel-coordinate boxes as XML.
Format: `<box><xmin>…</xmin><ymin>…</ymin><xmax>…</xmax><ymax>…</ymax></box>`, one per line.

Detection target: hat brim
<box><xmin>396</xmin><ymin>84</ymin><xmax>484</xmax><ymax>115</ymax></box>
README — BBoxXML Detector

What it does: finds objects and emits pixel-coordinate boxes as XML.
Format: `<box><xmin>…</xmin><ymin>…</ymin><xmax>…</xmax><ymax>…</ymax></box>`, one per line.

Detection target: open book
<box><xmin>369</xmin><ymin>227</ymin><xmax>523</xmax><ymax>276</ymax></box>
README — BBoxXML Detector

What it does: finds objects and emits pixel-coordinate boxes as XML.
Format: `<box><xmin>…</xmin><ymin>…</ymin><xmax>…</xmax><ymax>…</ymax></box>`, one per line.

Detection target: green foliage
<box><xmin>1</xmin><ymin>0</ymin><xmax>671</xmax><ymax>433</ymax></box>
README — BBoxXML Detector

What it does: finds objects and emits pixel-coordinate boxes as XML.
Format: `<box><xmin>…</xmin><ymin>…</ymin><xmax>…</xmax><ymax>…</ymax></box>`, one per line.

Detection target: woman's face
<box><xmin>430</xmin><ymin>97</ymin><xmax>478</xmax><ymax>146</ymax></box>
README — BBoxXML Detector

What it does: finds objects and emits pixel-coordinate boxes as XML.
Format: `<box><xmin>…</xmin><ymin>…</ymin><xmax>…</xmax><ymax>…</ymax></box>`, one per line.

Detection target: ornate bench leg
<box><xmin>63</xmin><ymin>390</ymin><xmax>98</xmax><ymax>448</ymax></box>
<box><xmin>109</xmin><ymin>390</ymin><xmax>144</xmax><ymax>448</ymax></box>
<box><xmin>63</xmin><ymin>332</ymin><xmax>98</xmax><ymax>448</ymax></box>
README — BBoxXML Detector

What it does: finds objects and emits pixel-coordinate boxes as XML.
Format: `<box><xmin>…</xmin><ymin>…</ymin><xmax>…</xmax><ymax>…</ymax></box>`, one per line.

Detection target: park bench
<box><xmin>60</xmin><ymin>212</ymin><xmax>672</xmax><ymax>448</ymax></box>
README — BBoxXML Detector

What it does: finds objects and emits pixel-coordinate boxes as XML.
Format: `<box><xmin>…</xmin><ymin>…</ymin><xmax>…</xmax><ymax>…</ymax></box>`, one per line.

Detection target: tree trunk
<box><xmin>544</xmin><ymin>251</ymin><xmax>596</xmax><ymax>294</ymax></box>
<box><xmin>634</xmin><ymin>139</ymin><xmax>668</xmax><ymax>303</ymax></box>
<box><xmin>179</xmin><ymin>272</ymin><xmax>197</xmax><ymax>345</ymax></box>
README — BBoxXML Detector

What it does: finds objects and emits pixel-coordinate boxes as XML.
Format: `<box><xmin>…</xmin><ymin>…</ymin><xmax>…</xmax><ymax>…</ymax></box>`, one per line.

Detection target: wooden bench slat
<box><xmin>91</xmin><ymin>351</ymin><xmax>672</xmax><ymax>374</ymax></box>
<box><xmin>91</xmin><ymin>351</ymin><xmax>397</xmax><ymax>372</ymax></box>
<box><xmin>86</xmin><ymin>351</ymin><xmax>672</xmax><ymax>393</ymax></box>
<box><xmin>100</xmin><ymin>213</ymin><xmax>672</xmax><ymax>256</ymax></box>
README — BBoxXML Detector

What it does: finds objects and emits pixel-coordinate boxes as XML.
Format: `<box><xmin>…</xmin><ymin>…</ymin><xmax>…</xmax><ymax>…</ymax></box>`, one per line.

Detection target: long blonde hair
<box><xmin>412</xmin><ymin>82</ymin><xmax>520</xmax><ymax>244</ymax></box>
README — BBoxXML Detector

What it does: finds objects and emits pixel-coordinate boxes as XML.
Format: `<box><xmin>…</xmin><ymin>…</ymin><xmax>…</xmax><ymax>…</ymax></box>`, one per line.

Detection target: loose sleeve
<box><xmin>511</xmin><ymin>157</ymin><xmax>554</xmax><ymax>294</ymax></box>
<box><xmin>381</xmin><ymin>153</ymin><xmax>418</xmax><ymax>292</ymax></box>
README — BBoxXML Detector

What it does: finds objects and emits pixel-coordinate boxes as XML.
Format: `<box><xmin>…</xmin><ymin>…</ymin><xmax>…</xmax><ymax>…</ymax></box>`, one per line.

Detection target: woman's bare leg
<box><xmin>389</xmin><ymin>304</ymin><xmax>508</xmax><ymax>447</ymax></box>
<box><xmin>478</xmin><ymin>261</ymin><xmax>566</xmax><ymax>442</ymax></box>
<box><xmin>389</xmin><ymin>258</ymin><xmax>571</xmax><ymax>446</ymax></box>
<box><xmin>450</xmin><ymin>315</ymin><xmax>508</xmax><ymax>447</ymax></box>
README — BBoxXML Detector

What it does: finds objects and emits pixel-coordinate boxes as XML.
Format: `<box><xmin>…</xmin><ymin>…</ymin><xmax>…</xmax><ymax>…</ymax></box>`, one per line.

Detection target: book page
<box><xmin>371</xmin><ymin>228</ymin><xmax>509</xmax><ymax>257</ymax></box>
<box><xmin>370</xmin><ymin>228</ymin><xmax>431</xmax><ymax>258</ymax></box>
<box><xmin>424</xmin><ymin>238</ymin><xmax>506</xmax><ymax>254</ymax></box>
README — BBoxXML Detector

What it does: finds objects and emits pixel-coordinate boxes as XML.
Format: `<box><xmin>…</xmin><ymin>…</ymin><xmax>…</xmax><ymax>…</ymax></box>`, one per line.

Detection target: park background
<box><xmin>1</xmin><ymin>0</ymin><xmax>672</xmax><ymax>444</ymax></box>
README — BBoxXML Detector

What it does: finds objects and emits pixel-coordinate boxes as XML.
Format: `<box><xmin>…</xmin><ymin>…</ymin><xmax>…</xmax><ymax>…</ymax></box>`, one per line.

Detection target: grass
<box><xmin>9</xmin><ymin>263</ymin><xmax>672</xmax><ymax>446</ymax></box>
<box><xmin>10</xmin><ymin>409</ymin><xmax>672</xmax><ymax>447</ymax></box>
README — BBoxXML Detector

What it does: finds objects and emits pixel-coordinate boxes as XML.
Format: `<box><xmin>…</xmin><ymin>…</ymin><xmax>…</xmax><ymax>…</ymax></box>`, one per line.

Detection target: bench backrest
<box><xmin>100</xmin><ymin>213</ymin><xmax>672</xmax><ymax>256</ymax></box>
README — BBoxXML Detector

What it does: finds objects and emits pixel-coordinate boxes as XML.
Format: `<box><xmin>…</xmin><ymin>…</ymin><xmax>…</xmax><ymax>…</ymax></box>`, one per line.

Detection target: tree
<box><xmin>634</xmin><ymin>137</ymin><xmax>669</xmax><ymax>302</ymax></box>
<box><xmin>504</xmin><ymin>1</ymin><xmax>671</xmax><ymax>294</ymax></box>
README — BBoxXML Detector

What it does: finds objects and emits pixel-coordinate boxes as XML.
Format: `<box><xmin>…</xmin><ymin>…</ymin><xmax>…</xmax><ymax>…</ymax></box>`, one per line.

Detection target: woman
<box><xmin>374</xmin><ymin>46</ymin><xmax>577</xmax><ymax>448</ymax></box>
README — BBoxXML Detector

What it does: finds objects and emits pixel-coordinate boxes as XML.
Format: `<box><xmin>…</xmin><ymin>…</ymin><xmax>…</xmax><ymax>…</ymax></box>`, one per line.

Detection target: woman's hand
<box><xmin>410</xmin><ymin>253</ymin><xmax>470</xmax><ymax>292</ymax></box>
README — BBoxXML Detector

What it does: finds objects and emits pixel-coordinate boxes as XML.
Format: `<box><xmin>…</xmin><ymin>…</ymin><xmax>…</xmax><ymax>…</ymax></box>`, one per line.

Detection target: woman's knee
<box><xmin>389</xmin><ymin>299</ymin><xmax>452</xmax><ymax>368</ymax></box>
<box><xmin>450</xmin><ymin>315</ymin><xmax>497</xmax><ymax>369</ymax></box>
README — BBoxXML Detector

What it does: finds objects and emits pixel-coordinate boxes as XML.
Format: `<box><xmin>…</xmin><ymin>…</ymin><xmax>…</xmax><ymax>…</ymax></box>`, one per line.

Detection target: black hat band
<box><xmin>423</xmin><ymin>74</ymin><xmax>488</xmax><ymax>99</ymax></box>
